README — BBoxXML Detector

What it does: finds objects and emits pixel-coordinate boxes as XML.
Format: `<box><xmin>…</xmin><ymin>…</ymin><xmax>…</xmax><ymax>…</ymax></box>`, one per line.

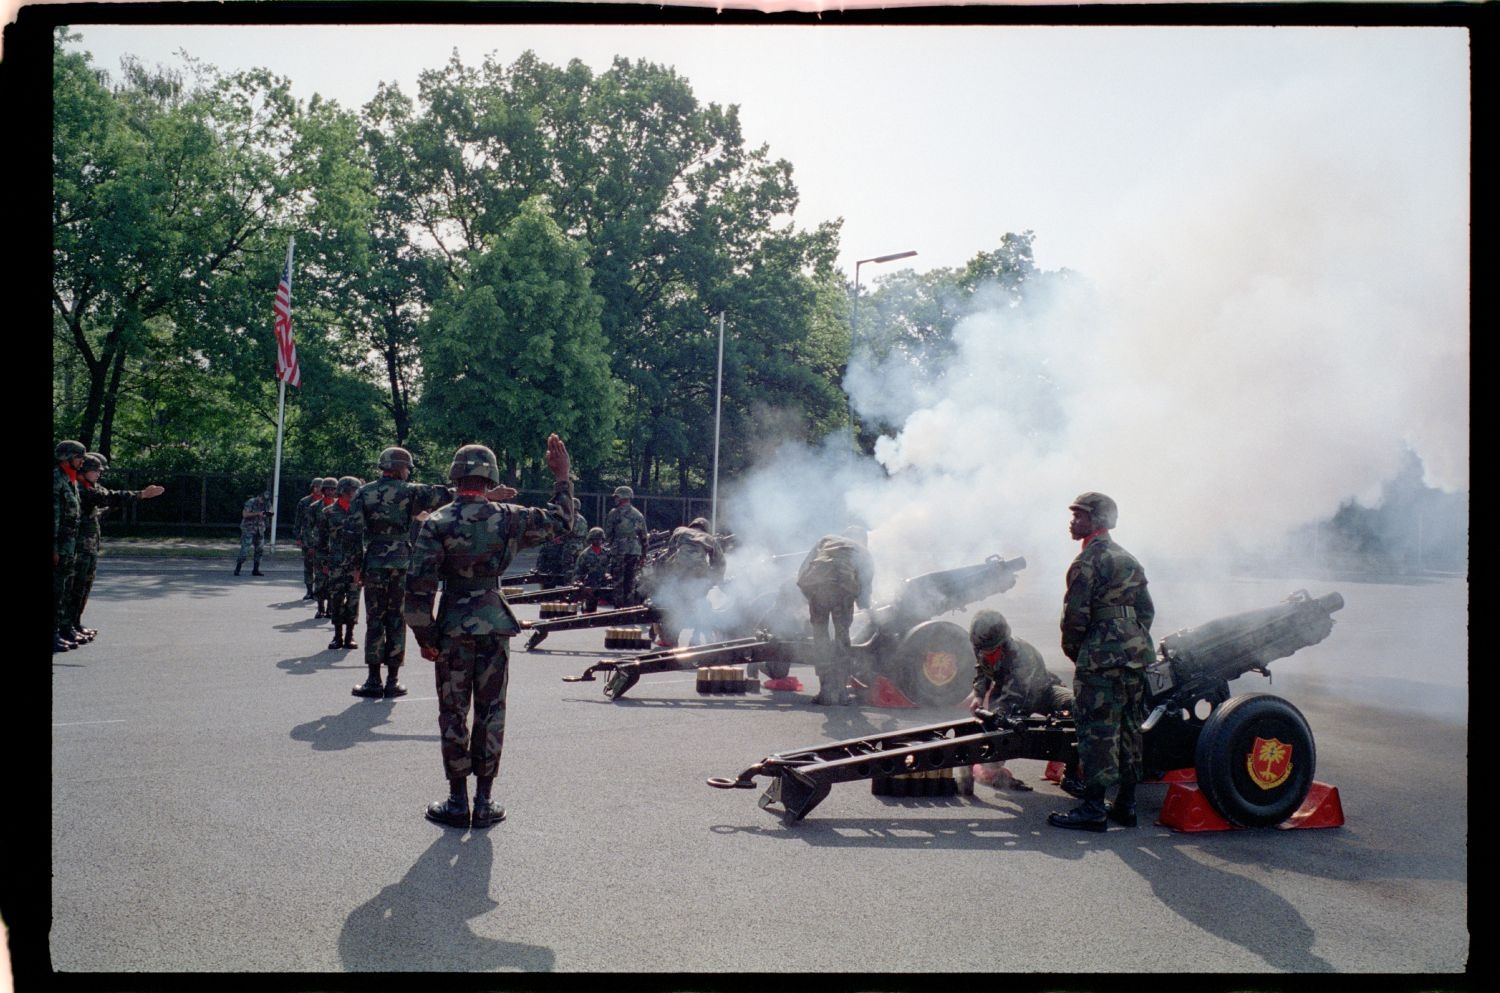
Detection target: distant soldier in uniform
<box><xmin>235</xmin><ymin>487</ymin><xmax>271</xmax><ymax>576</ymax></box>
<box><xmin>294</xmin><ymin>478</ymin><xmax>323</xmax><ymax>599</ymax></box>
<box><xmin>406</xmin><ymin>436</ymin><xmax>575</xmax><ymax>830</ymax></box>
<box><xmin>560</xmin><ymin>498</ymin><xmax>589</xmax><ymax>577</ymax></box>
<box><xmin>796</xmin><ymin>527</ymin><xmax>876</xmax><ymax>705</ymax></box>
<box><xmin>1049</xmin><ymin>491</ymin><xmax>1155</xmax><ymax>832</ymax></box>
<box><xmin>53</xmin><ymin>440</ymin><xmax>87</xmax><ymax>653</ymax></box>
<box><xmin>308</xmin><ymin>477</ymin><xmax>337</xmax><ymax>617</ymax></box>
<box><xmin>67</xmin><ymin>453</ymin><xmax>165</xmax><ymax>644</ymax></box>
<box><xmin>647</xmin><ymin>517</ymin><xmax>726</xmax><ymax>648</ymax></box>
<box><xmin>603</xmin><ymin>486</ymin><xmax>648</xmax><ymax>604</ymax></box>
<box><xmin>319</xmin><ymin>476</ymin><xmax>365</xmax><ymax>651</ymax></box>
<box><xmin>964</xmin><ymin>609</ymin><xmax>1073</xmax><ymax>791</ymax></box>
<box><xmin>573</xmin><ymin>527</ymin><xmax>611</xmax><ymax>613</ymax></box>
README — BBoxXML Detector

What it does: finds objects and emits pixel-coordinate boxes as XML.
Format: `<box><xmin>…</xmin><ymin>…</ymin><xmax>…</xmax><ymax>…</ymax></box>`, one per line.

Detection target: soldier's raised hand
<box><xmin>485</xmin><ymin>483</ymin><xmax>519</xmax><ymax>502</ymax></box>
<box><xmin>545</xmin><ymin>433</ymin><xmax>571</xmax><ymax>482</ymax></box>
<box><xmin>142</xmin><ymin>484</ymin><xmax>165</xmax><ymax>499</ymax></box>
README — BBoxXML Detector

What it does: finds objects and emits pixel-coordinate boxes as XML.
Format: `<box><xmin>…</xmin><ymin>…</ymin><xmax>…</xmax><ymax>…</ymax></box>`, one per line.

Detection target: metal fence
<box><xmin>98</xmin><ymin>470</ymin><xmax>720</xmax><ymax>538</ymax></box>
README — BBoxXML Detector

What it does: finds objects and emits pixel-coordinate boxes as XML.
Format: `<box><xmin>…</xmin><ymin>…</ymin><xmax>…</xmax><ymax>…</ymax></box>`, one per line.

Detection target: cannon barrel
<box><xmin>868</xmin><ymin>555</ymin><xmax>1026</xmax><ymax>636</ymax></box>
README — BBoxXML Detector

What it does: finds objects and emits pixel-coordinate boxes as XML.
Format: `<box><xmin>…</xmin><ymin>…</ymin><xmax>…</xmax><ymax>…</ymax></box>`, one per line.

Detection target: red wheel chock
<box><xmin>763</xmin><ymin>676</ymin><xmax>804</xmax><ymax>692</ymax></box>
<box><xmin>1043</xmin><ymin>761</ymin><xmax>1068</xmax><ymax>784</ymax></box>
<box><xmin>866</xmin><ymin>675</ymin><xmax>920</xmax><ymax>709</ymax></box>
<box><xmin>1156</xmin><ymin>775</ymin><xmax>1345</xmax><ymax>832</ymax></box>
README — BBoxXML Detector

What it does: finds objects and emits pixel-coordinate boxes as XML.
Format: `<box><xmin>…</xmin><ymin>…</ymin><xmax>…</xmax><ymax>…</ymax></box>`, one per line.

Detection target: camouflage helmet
<box><xmin>689</xmin><ymin>517</ymin><xmax>710</xmax><ymax>531</ymax></box>
<box><xmin>320</xmin><ymin>477</ymin><xmax>337</xmax><ymax>491</ymax></box>
<box><xmin>55</xmin><ymin>440</ymin><xmax>86</xmax><ymax>460</ymax></box>
<box><xmin>377</xmin><ymin>446</ymin><xmax>414</xmax><ymax>471</ymax></box>
<box><xmin>1069</xmin><ymin>491</ymin><xmax>1118</xmax><ymax>530</ymax></box>
<box><xmin>448</xmin><ymin>444</ymin><xmax>501</xmax><ymax>484</ymax></box>
<box><xmin>970</xmin><ymin>609</ymin><xmax>1012</xmax><ymax>653</ymax></box>
<box><xmin>587</xmin><ymin>526</ymin><xmax>606</xmax><ymax>542</ymax></box>
<box><xmin>842</xmin><ymin>524</ymin><xmax>869</xmax><ymax>546</ymax></box>
<box><xmin>310</xmin><ymin>476</ymin><xmax>326</xmax><ymax>489</ymax></box>
<box><xmin>81</xmin><ymin>453</ymin><xmax>107</xmax><ymax>473</ymax></box>
<box><xmin>337</xmin><ymin>475</ymin><xmax>361</xmax><ymax>495</ymax></box>
<box><xmin>613</xmin><ymin>485</ymin><xmax>634</xmax><ymax>501</ymax></box>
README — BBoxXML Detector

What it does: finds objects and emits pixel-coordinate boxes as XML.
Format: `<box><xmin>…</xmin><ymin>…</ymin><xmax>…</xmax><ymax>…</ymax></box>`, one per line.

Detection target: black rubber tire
<box><xmin>1193</xmin><ymin>693</ymin><xmax>1315</xmax><ymax>827</ymax></box>
<box><xmin>887</xmin><ymin>620</ymin><xmax>971</xmax><ymax>708</ymax></box>
<box><xmin>760</xmin><ymin>657</ymin><xmax>792</xmax><ymax>680</ymax></box>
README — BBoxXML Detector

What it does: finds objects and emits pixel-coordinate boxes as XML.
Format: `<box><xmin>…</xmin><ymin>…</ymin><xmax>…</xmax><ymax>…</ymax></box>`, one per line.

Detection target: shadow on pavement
<box><xmin>290</xmin><ymin>699</ymin><xmax>436</xmax><ymax>751</ymax></box>
<box><xmin>338</xmin><ymin>831</ymin><xmax>556</xmax><ymax>972</ymax></box>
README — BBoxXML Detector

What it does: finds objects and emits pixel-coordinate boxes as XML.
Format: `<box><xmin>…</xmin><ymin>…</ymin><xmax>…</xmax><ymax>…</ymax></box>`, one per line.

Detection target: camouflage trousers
<box><xmin>806</xmin><ymin>592</ymin><xmax>855</xmax><ymax>684</ymax></box>
<box><xmin>613</xmin><ymin>553</ymin><xmax>642</xmax><ymax>604</ymax></box>
<box><xmin>311</xmin><ymin>553</ymin><xmax>329</xmax><ymax>599</ymax></box>
<box><xmin>1072</xmin><ymin>667</ymin><xmax>1146</xmax><ymax>792</ymax></box>
<box><xmin>432</xmin><ymin>633</ymin><xmax>511</xmax><ymax>780</ymax></box>
<box><xmin>65</xmin><ymin>546</ymin><xmax>100</xmax><ymax>626</ymax></box>
<box><xmin>53</xmin><ymin>549</ymin><xmax>76</xmax><ymax>633</ymax></box>
<box><xmin>237</xmin><ymin>530</ymin><xmax>263</xmax><ymax>566</ymax></box>
<box><xmin>301</xmin><ymin>546</ymin><xmax>316</xmax><ymax>593</ymax></box>
<box><xmin>362</xmin><ymin>569</ymin><xmax>408</xmax><ymax>668</ymax></box>
<box><xmin>326</xmin><ymin>571</ymin><xmax>360</xmax><ymax>626</ymax></box>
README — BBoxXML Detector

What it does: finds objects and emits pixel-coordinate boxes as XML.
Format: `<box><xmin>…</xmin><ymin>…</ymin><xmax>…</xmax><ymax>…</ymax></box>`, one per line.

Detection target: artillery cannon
<box><xmin>562</xmin><ymin>555</ymin><xmax>1027</xmax><ymax>706</ymax></box>
<box><xmin>709</xmin><ymin>589</ymin><xmax>1344</xmax><ymax>828</ymax></box>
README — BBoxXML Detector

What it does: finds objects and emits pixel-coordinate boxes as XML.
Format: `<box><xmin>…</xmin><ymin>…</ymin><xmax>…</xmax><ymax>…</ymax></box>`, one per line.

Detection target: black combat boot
<box><xmin>425</xmin><ymin>778</ymin><xmax>471</xmax><ymax>828</ymax></box>
<box><xmin>383</xmin><ymin>665</ymin><xmax>407</xmax><ymax>698</ymax></box>
<box><xmin>328</xmin><ymin>624</ymin><xmax>345</xmax><ymax>651</ymax></box>
<box><xmin>234</xmin><ymin>560</ymin><xmax>243</xmax><ymax>576</ymax></box>
<box><xmin>251</xmin><ymin>562</ymin><xmax>264</xmax><ymax>576</ymax></box>
<box><xmin>471</xmin><ymin>775</ymin><xmax>505</xmax><ymax>828</ymax></box>
<box><xmin>352</xmin><ymin>664</ymin><xmax>384</xmax><ymax>697</ymax></box>
<box><xmin>315</xmin><ymin>598</ymin><xmax>327</xmax><ymax>619</ymax></box>
<box><xmin>1048</xmin><ymin>787</ymin><xmax>1110</xmax><ymax>832</ymax></box>
<box><xmin>53</xmin><ymin>629</ymin><xmax>76</xmax><ymax>653</ymax></box>
<box><xmin>341</xmin><ymin>624</ymin><xmax>357</xmax><ymax>649</ymax></box>
<box><xmin>1108</xmin><ymin>773</ymin><xmax>1138</xmax><ymax>827</ymax></box>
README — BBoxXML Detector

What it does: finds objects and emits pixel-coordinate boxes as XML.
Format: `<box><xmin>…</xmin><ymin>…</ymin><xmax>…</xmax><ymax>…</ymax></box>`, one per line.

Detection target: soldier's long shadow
<box><xmin>273</xmin><ymin>613</ymin><xmax>337</xmax><ymax>632</ymax></box>
<box><xmin>278</xmin><ymin>647</ymin><xmax>363</xmax><ymax>676</ymax></box>
<box><xmin>290</xmin><ymin>699</ymin><xmax>436</xmax><ymax>751</ymax></box>
<box><xmin>338</xmin><ymin>831</ymin><xmax>556</xmax><ymax>972</ymax></box>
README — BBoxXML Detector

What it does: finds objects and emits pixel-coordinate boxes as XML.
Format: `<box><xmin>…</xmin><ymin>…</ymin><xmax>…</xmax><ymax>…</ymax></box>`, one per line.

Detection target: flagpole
<box><xmin>710</xmin><ymin>311</ymin><xmax>724</xmax><ymax>534</ymax></box>
<box><xmin>270</xmin><ymin>234</ymin><xmax>295</xmax><ymax>550</ymax></box>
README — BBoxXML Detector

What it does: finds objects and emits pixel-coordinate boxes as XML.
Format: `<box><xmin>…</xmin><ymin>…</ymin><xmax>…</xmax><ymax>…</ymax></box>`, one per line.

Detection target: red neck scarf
<box><xmin>60</xmin><ymin>462</ymin><xmax>79</xmax><ymax>483</ymax></box>
<box><xmin>337</xmin><ymin>496</ymin><xmax>351</xmax><ymax>511</ymax></box>
<box><xmin>1081</xmin><ymin>528</ymin><xmax>1110</xmax><ymax>548</ymax></box>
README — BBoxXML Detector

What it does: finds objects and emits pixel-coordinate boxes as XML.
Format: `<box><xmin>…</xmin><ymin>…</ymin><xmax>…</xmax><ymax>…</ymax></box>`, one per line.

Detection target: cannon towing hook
<box><xmin>707</xmin><ymin>768</ymin><xmax>762</xmax><ymax>789</ymax></box>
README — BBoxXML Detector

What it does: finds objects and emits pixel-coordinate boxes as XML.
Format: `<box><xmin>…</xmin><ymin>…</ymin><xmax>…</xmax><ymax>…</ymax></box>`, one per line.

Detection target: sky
<box><xmin>54</xmin><ymin>15</ymin><xmax>1471</xmax><ymax>583</ymax></box>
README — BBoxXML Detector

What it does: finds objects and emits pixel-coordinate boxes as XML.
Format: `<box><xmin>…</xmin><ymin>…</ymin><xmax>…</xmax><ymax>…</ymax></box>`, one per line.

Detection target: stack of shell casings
<box><xmin>604</xmin><ymin>627</ymin><xmax>652</xmax><ymax>650</ymax></box>
<box><xmin>695</xmin><ymin>665</ymin><xmax>761</xmax><ymax>695</ymax></box>
<box><xmin>538</xmin><ymin>601</ymin><xmax>580</xmax><ymax>618</ymax></box>
<box><xmin>872</xmin><ymin>767</ymin><xmax>966</xmax><ymax>797</ymax></box>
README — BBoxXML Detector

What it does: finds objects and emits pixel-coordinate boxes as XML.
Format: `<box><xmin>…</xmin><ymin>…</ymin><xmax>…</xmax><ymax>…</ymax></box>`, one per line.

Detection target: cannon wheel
<box><xmin>760</xmin><ymin>657</ymin><xmax>792</xmax><ymax>680</ymax></box>
<box><xmin>887</xmin><ymin>620</ymin><xmax>971</xmax><ymax>708</ymax></box>
<box><xmin>1193</xmin><ymin>693</ymin><xmax>1316</xmax><ymax>828</ymax></box>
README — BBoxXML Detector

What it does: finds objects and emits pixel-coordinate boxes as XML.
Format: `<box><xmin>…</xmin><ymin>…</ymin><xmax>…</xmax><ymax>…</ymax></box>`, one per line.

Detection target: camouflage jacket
<box><xmin>53</xmin><ymin>465</ymin><xmax>81</xmax><ymax>554</ymax></box>
<box><xmin>604</xmin><ymin>504</ymin><xmax>648</xmax><ymax>557</ymax></box>
<box><xmin>796</xmin><ymin>535</ymin><xmax>875</xmax><ymax>607</ymax></box>
<box><xmin>662</xmin><ymin>527</ymin><xmax>726</xmax><ymax>584</ymax></box>
<box><xmin>561</xmin><ymin>509</ymin><xmax>590</xmax><ymax>560</ymax></box>
<box><xmin>76</xmin><ymin>483</ymin><xmax>144</xmax><ymax>554</ymax></box>
<box><xmin>574</xmin><ymin>545</ymin><xmax>611</xmax><ymax>587</ymax></box>
<box><xmin>293</xmin><ymin>494</ymin><xmax>320</xmax><ymax>546</ymax></box>
<box><xmin>350</xmin><ymin>476</ymin><xmax>453</xmax><ymax>572</ymax></box>
<box><xmin>404</xmin><ymin>481</ymin><xmax>574</xmax><ymax>643</ymax></box>
<box><xmin>972</xmin><ymin>636</ymin><xmax>1064</xmax><ymax>714</ymax></box>
<box><xmin>1060</xmin><ymin>532</ymin><xmax>1155</xmax><ymax>673</ymax></box>
<box><xmin>301</xmin><ymin>497</ymin><xmax>332</xmax><ymax>547</ymax></box>
<box><xmin>241</xmin><ymin>495</ymin><xmax>270</xmax><ymax>537</ymax></box>
<box><xmin>317</xmin><ymin>500</ymin><xmax>364</xmax><ymax>575</ymax></box>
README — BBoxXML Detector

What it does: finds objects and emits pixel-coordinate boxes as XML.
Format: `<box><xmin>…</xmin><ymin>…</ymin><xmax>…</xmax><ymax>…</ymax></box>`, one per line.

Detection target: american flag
<box><xmin>273</xmin><ymin>237</ymin><xmax>300</xmax><ymax>387</ymax></box>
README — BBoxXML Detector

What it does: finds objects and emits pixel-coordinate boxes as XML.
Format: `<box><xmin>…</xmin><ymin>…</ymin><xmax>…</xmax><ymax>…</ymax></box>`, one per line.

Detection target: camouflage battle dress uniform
<box><xmin>68</xmin><ymin>454</ymin><xmax>157</xmax><ymax>642</ymax></box>
<box><xmin>348</xmin><ymin>451</ymin><xmax>454</xmax><ymax>698</ymax></box>
<box><xmin>293</xmin><ymin>481</ymin><xmax>324</xmax><ymax>598</ymax></box>
<box><xmin>406</xmin><ymin>440</ymin><xmax>575</xmax><ymax>830</ymax></box>
<box><xmin>236</xmin><ymin>491</ymin><xmax>270</xmax><ymax>575</ymax></box>
<box><xmin>796</xmin><ymin>530</ymin><xmax>875</xmax><ymax>705</ymax></box>
<box><xmin>1051</xmin><ymin>491</ymin><xmax>1155</xmax><ymax>832</ymax></box>
<box><xmin>53</xmin><ymin>441</ymin><xmax>86</xmax><ymax>652</ymax></box>
<box><xmin>318</xmin><ymin>477</ymin><xmax>366</xmax><ymax>650</ymax></box>
<box><xmin>305</xmin><ymin>480</ymin><xmax>336</xmax><ymax>617</ymax></box>
<box><xmin>573</xmin><ymin>528</ymin><xmax>611</xmax><ymax>612</ymax></box>
<box><xmin>650</xmin><ymin>519</ymin><xmax>726</xmax><ymax>646</ymax></box>
<box><xmin>969</xmin><ymin>613</ymin><xmax>1074</xmax><ymax>720</ymax></box>
<box><xmin>603</xmin><ymin>487</ymin><xmax>648</xmax><ymax>604</ymax></box>
<box><xmin>534</xmin><ymin>500</ymin><xmax>586</xmax><ymax>585</ymax></box>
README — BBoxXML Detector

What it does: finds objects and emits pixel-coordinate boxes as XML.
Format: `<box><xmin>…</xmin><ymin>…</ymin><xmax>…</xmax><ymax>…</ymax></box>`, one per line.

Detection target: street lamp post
<box><xmin>848</xmin><ymin>249</ymin><xmax>917</xmax><ymax>451</ymax></box>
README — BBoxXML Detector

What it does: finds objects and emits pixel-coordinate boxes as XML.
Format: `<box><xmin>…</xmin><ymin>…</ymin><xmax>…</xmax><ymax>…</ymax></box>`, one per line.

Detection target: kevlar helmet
<box><xmin>588</xmin><ymin>527</ymin><xmax>605</xmax><ymax>542</ymax></box>
<box><xmin>337</xmin><ymin>476</ymin><xmax>361</xmax><ymax>495</ymax></box>
<box><xmin>970</xmin><ymin>610</ymin><xmax>1012</xmax><ymax>653</ymax></box>
<box><xmin>689</xmin><ymin>517</ymin><xmax>710</xmax><ymax>531</ymax></box>
<box><xmin>311</xmin><ymin>477</ymin><xmax>326</xmax><ymax>489</ymax></box>
<box><xmin>320</xmin><ymin>477</ymin><xmax>337</xmax><ymax>492</ymax></box>
<box><xmin>55</xmin><ymin>440</ymin><xmax>86</xmax><ymax>460</ymax></box>
<box><xmin>1069</xmin><ymin>492</ymin><xmax>1118</xmax><ymax>530</ymax></box>
<box><xmin>842</xmin><ymin>525</ymin><xmax>869</xmax><ymax>546</ymax></box>
<box><xmin>378</xmin><ymin>446</ymin><xmax>414</xmax><ymax>470</ymax></box>
<box><xmin>448</xmin><ymin>444</ymin><xmax>501</xmax><ymax>484</ymax></box>
<box><xmin>81</xmin><ymin>454</ymin><xmax>106</xmax><ymax>473</ymax></box>
<box><xmin>613</xmin><ymin>486</ymin><xmax>633</xmax><ymax>501</ymax></box>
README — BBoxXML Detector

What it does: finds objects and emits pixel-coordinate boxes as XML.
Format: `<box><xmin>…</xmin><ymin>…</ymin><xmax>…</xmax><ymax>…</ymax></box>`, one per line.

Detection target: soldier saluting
<box><xmin>1049</xmin><ymin>492</ymin><xmax>1155</xmax><ymax>832</ymax></box>
<box><xmin>405</xmin><ymin>435</ymin><xmax>575</xmax><ymax>830</ymax></box>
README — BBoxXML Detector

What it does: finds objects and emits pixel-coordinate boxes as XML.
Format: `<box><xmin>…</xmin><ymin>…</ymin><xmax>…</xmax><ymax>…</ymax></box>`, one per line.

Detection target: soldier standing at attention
<box><xmin>319</xmin><ymin>476</ymin><xmax>366</xmax><ymax>651</ymax></box>
<box><xmin>53</xmin><ymin>440</ymin><xmax>87</xmax><ymax>653</ymax></box>
<box><xmin>294</xmin><ymin>478</ymin><xmax>323</xmax><ymax>599</ymax></box>
<box><xmin>963</xmin><ymin>609</ymin><xmax>1073</xmax><ymax>791</ymax></box>
<box><xmin>67</xmin><ymin>453</ymin><xmax>165</xmax><ymax>644</ymax></box>
<box><xmin>604</xmin><ymin>485</ymin><xmax>648</xmax><ymax>604</ymax></box>
<box><xmin>309</xmin><ymin>477</ymin><xmax>337</xmax><ymax>618</ymax></box>
<box><xmin>235</xmin><ymin>487</ymin><xmax>271</xmax><ymax>576</ymax></box>
<box><xmin>1049</xmin><ymin>492</ymin><xmax>1155</xmax><ymax>832</ymax></box>
<box><xmin>573</xmin><ymin>526</ymin><xmax>611</xmax><ymax>613</ymax></box>
<box><xmin>796</xmin><ymin>527</ymin><xmax>876</xmax><ymax>705</ymax></box>
<box><xmin>406</xmin><ymin>436</ymin><xmax>575</xmax><ymax>830</ymax></box>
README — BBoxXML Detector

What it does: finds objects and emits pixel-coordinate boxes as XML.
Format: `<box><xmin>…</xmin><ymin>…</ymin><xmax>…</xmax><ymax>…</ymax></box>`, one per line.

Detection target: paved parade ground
<box><xmin>38</xmin><ymin>549</ymin><xmax>1469</xmax><ymax>983</ymax></box>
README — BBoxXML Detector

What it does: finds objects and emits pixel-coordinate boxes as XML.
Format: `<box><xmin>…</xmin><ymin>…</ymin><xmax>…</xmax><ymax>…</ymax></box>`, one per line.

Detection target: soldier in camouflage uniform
<box><xmin>307</xmin><ymin>477</ymin><xmax>336</xmax><ymax>617</ymax></box>
<box><xmin>964</xmin><ymin>609</ymin><xmax>1073</xmax><ymax>791</ymax></box>
<box><xmin>533</xmin><ymin>497</ymin><xmax>585</xmax><ymax>587</ymax></box>
<box><xmin>348</xmin><ymin>447</ymin><xmax>474</xmax><ymax>699</ymax></box>
<box><xmin>318</xmin><ymin>476</ymin><xmax>366</xmax><ymax>650</ymax></box>
<box><xmin>603</xmin><ymin>486</ymin><xmax>649</xmax><ymax>605</ymax></box>
<box><xmin>53</xmin><ymin>441</ymin><xmax>87</xmax><ymax>653</ymax></box>
<box><xmin>796</xmin><ymin>527</ymin><xmax>876</xmax><ymax>705</ymax></box>
<box><xmin>293</xmin><ymin>478</ymin><xmax>323</xmax><ymax>599</ymax></box>
<box><xmin>1049</xmin><ymin>492</ymin><xmax>1155</xmax><ymax>832</ymax></box>
<box><xmin>235</xmin><ymin>487</ymin><xmax>271</xmax><ymax>576</ymax></box>
<box><xmin>405</xmin><ymin>436</ymin><xmax>575</xmax><ymax>830</ymax></box>
<box><xmin>66</xmin><ymin>453</ymin><xmax>165</xmax><ymax>644</ymax></box>
<box><xmin>648</xmin><ymin>517</ymin><xmax>726</xmax><ymax>648</ymax></box>
<box><xmin>573</xmin><ymin>526</ymin><xmax>612</xmax><ymax>612</ymax></box>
